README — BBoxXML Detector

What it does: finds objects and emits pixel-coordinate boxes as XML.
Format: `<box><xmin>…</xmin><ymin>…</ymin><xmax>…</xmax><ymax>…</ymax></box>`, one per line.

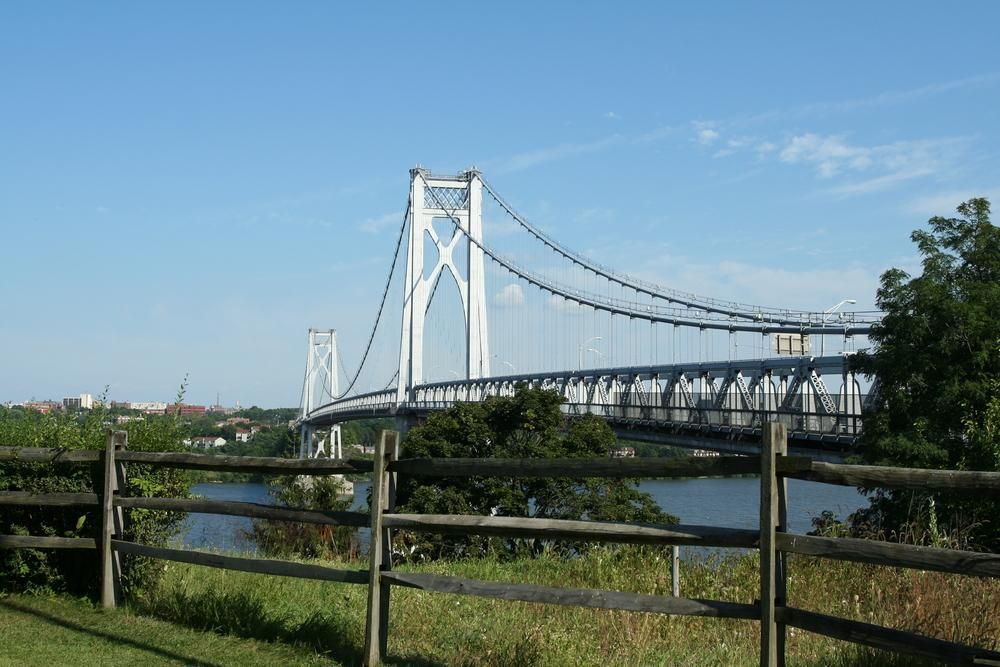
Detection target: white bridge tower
<box><xmin>299</xmin><ymin>328</ymin><xmax>342</xmax><ymax>458</ymax></box>
<box><xmin>397</xmin><ymin>168</ymin><xmax>490</xmax><ymax>403</ymax></box>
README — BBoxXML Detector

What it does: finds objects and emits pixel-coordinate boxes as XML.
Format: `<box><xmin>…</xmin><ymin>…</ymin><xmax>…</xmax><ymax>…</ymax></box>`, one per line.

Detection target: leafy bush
<box><xmin>396</xmin><ymin>386</ymin><xmax>676</xmax><ymax>560</ymax></box>
<box><xmin>248</xmin><ymin>475</ymin><xmax>359</xmax><ymax>560</ymax></box>
<box><xmin>0</xmin><ymin>401</ymin><xmax>191</xmax><ymax>596</ymax></box>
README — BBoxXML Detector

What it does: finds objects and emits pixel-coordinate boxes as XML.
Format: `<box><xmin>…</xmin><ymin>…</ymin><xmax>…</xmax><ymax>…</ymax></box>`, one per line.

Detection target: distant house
<box><xmin>186</xmin><ymin>436</ymin><xmax>226</xmax><ymax>450</ymax></box>
<box><xmin>235</xmin><ymin>429</ymin><xmax>251</xmax><ymax>443</ymax></box>
<box><xmin>610</xmin><ymin>446</ymin><xmax>636</xmax><ymax>458</ymax></box>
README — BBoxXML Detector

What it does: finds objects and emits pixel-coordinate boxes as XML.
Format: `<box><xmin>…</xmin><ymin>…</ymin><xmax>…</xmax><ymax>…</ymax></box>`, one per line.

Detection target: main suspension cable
<box><xmin>333</xmin><ymin>198</ymin><xmax>410</xmax><ymax>399</ymax></box>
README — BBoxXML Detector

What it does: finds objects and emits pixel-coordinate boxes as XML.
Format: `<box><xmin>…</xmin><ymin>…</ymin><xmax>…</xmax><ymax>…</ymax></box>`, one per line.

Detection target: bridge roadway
<box><xmin>303</xmin><ymin>356</ymin><xmax>865</xmax><ymax>462</ymax></box>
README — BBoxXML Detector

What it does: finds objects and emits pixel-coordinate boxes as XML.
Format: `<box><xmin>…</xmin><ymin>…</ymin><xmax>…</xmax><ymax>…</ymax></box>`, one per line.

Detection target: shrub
<box><xmin>0</xmin><ymin>401</ymin><xmax>191</xmax><ymax>596</ymax></box>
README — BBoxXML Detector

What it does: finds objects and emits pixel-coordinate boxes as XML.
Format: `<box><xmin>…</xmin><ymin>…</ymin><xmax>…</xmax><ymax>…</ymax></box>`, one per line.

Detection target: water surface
<box><xmin>180</xmin><ymin>477</ymin><xmax>865</xmax><ymax>552</ymax></box>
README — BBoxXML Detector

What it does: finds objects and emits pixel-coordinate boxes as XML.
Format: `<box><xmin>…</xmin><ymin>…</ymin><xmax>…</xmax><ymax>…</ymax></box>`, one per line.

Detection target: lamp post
<box><xmin>578</xmin><ymin>336</ymin><xmax>604</xmax><ymax>370</ymax></box>
<box><xmin>493</xmin><ymin>354</ymin><xmax>517</xmax><ymax>375</ymax></box>
<box><xmin>821</xmin><ymin>299</ymin><xmax>856</xmax><ymax>356</ymax></box>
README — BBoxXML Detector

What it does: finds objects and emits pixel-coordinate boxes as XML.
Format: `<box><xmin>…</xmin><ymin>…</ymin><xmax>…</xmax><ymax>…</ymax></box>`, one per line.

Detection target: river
<box><xmin>179</xmin><ymin>477</ymin><xmax>866</xmax><ymax>554</ymax></box>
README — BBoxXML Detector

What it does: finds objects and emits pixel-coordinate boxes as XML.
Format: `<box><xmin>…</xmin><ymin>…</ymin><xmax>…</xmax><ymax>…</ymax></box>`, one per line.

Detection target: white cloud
<box><xmin>777</xmin><ymin>134</ymin><xmax>965</xmax><ymax>193</ymax></box>
<box><xmin>779</xmin><ymin>134</ymin><xmax>873</xmax><ymax>177</ymax></box>
<box><xmin>604</xmin><ymin>111</ymin><xmax>618</xmax><ymax>120</ymax></box>
<box><xmin>494</xmin><ymin>283</ymin><xmax>525</xmax><ymax>307</ymax></box>
<box><xmin>359</xmin><ymin>211</ymin><xmax>402</xmax><ymax>234</ymax></box>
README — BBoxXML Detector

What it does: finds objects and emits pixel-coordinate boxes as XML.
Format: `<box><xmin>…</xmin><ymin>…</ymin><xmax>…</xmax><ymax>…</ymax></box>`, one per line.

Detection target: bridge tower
<box><xmin>397</xmin><ymin>168</ymin><xmax>490</xmax><ymax>405</ymax></box>
<box><xmin>300</xmin><ymin>328</ymin><xmax>342</xmax><ymax>458</ymax></box>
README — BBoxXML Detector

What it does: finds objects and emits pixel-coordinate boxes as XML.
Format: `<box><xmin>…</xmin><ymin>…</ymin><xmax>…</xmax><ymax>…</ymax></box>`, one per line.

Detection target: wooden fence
<box><xmin>1</xmin><ymin>425</ymin><xmax>1000</xmax><ymax>666</ymax></box>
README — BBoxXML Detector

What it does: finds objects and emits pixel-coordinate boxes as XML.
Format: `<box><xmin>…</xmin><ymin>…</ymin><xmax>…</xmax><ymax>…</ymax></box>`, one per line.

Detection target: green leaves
<box><xmin>854</xmin><ymin>197</ymin><xmax>1000</xmax><ymax>548</ymax></box>
<box><xmin>0</xmin><ymin>405</ymin><xmax>193</xmax><ymax>596</ymax></box>
<box><xmin>396</xmin><ymin>386</ymin><xmax>677</xmax><ymax>560</ymax></box>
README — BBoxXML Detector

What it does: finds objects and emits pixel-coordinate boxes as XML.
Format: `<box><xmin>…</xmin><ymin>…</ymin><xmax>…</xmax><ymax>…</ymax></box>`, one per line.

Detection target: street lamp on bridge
<box><xmin>578</xmin><ymin>336</ymin><xmax>604</xmax><ymax>371</ymax></box>
<box><xmin>821</xmin><ymin>299</ymin><xmax>857</xmax><ymax>356</ymax></box>
<box><xmin>493</xmin><ymin>356</ymin><xmax>516</xmax><ymax>374</ymax></box>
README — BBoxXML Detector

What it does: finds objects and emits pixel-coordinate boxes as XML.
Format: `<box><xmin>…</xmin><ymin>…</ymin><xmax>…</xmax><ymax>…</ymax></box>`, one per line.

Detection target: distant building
<box><xmin>610</xmin><ymin>446</ymin><xmax>636</xmax><ymax>458</ymax></box>
<box><xmin>169</xmin><ymin>404</ymin><xmax>207</xmax><ymax>416</ymax></box>
<box><xmin>24</xmin><ymin>401</ymin><xmax>61</xmax><ymax>414</ymax></box>
<box><xmin>130</xmin><ymin>401</ymin><xmax>168</xmax><ymax>414</ymax></box>
<box><xmin>62</xmin><ymin>393</ymin><xmax>94</xmax><ymax>410</ymax></box>
<box><xmin>235</xmin><ymin>429</ymin><xmax>251</xmax><ymax>443</ymax></box>
<box><xmin>186</xmin><ymin>436</ymin><xmax>226</xmax><ymax>450</ymax></box>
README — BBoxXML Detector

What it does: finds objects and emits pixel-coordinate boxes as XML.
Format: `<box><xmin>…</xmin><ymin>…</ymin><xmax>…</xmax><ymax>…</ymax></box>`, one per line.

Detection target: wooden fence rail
<box><xmin>2</xmin><ymin>429</ymin><xmax>1000</xmax><ymax>666</ymax></box>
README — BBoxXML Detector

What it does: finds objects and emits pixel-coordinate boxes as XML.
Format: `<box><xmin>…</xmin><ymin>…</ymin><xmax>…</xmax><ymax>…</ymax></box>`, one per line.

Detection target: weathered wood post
<box><xmin>100</xmin><ymin>429</ymin><xmax>127</xmax><ymax>609</ymax></box>
<box><xmin>759</xmin><ymin>421</ymin><xmax>787</xmax><ymax>667</ymax></box>
<box><xmin>775</xmin><ymin>427</ymin><xmax>789</xmax><ymax>665</ymax></box>
<box><xmin>364</xmin><ymin>429</ymin><xmax>398</xmax><ymax>666</ymax></box>
<box><xmin>671</xmin><ymin>545</ymin><xmax>680</xmax><ymax>597</ymax></box>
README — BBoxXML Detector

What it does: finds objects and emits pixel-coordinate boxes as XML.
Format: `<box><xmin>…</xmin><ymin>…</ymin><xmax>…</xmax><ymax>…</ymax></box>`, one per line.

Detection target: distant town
<box><xmin>2</xmin><ymin>391</ymin><xmax>388</xmax><ymax>458</ymax></box>
<box><xmin>2</xmin><ymin>392</ymin><xmax>286</xmax><ymax>452</ymax></box>
<box><xmin>6</xmin><ymin>393</ymin><xmax>244</xmax><ymax>417</ymax></box>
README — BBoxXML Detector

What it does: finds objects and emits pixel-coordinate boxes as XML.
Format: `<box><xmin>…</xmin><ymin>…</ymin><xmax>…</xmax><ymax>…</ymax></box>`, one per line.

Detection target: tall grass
<box><xmin>133</xmin><ymin>547</ymin><xmax>1000</xmax><ymax>666</ymax></box>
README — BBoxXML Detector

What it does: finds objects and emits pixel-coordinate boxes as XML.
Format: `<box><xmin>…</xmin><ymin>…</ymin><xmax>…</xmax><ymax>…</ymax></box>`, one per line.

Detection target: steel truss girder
<box><xmin>303</xmin><ymin>355</ymin><xmax>866</xmax><ymax>447</ymax></box>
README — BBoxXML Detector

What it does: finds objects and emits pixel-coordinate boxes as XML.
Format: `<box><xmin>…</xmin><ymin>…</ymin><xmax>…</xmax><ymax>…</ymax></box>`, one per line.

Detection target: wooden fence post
<box><xmin>760</xmin><ymin>421</ymin><xmax>787</xmax><ymax>667</ymax></box>
<box><xmin>671</xmin><ymin>545</ymin><xmax>680</xmax><ymax>597</ymax></box>
<box><xmin>100</xmin><ymin>430</ymin><xmax>127</xmax><ymax>609</ymax></box>
<box><xmin>364</xmin><ymin>430</ymin><xmax>398</xmax><ymax>666</ymax></box>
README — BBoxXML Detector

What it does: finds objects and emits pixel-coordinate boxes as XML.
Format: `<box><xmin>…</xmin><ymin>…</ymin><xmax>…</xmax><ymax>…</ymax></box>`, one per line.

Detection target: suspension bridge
<box><xmin>297</xmin><ymin>168</ymin><xmax>880</xmax><ymax>461</ymax></box>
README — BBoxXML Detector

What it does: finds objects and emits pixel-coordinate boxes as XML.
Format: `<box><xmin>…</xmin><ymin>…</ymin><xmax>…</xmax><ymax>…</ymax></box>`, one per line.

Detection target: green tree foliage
<box><xmin>341</xmin><ymin>418</ymin><xmax>394</xmax><ymax>449</ymax></box>
<box><xmin>0</xmin><ymin>403</ymin><xmax>191</xmax><ymax>595</ymax></box>
<box><xmin>854</xmin><ymin>198</ymin><xmax>1000</xmax><ymax>548</ymax></box>
<box><xmin>249</xmin><ymin>475</ymin><xmax>358</xmax><ymax>560</ymax></box>
<box><xmin>396</xmin><ymin>387</ymin><xmax>675</xmax><ymax>559</ymax></box>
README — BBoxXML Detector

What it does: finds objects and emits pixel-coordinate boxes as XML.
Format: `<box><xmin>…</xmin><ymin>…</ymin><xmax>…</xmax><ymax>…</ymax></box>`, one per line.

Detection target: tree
<box><xmin>853</xmin><ymin>198</ymin><xmax>1000</xmax><ymax>548</ymax></box>
<box><xmin>396</xmin><ymin>387</ymin><xmax>676</xmax><ymax>559</ymax></box>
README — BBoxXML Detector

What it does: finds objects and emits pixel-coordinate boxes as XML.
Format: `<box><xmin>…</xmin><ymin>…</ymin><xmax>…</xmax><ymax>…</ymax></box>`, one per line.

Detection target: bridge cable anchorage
<box><xmin>333</xmin><ymin>197</ymin><xmax>411</xmax><ymax>400</ymax></box>
<box><xmin>481</xmin><ymin>176</ymin><xmax>881</xmax><ymax>328</ymax></box>
<box><xmin>431</xmin><ymin>198</ymin><xmax>873</xmax><ymax>336</ymax></box>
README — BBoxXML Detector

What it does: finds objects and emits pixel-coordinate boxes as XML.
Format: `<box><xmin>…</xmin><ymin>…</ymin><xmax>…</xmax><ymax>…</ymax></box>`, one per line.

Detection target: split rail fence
<box><xmin>1</xmin><ymin>425</ymin><xmax>1000</xmax><ymax>666</ymax></box>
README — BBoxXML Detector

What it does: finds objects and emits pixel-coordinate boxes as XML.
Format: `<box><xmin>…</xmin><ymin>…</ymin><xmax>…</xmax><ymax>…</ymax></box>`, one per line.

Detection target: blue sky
<box><xmin>3</xmin><ymin>3</ymin><xmax>999</xmax><ymax>407</ymax></box>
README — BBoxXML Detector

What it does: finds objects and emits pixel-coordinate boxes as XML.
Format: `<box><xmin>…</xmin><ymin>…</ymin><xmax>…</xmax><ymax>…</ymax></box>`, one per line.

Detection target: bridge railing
<box><xmin>2</xmin><ymin>429</ymin><xmax>999</xmax><ymax>666</ymax></box>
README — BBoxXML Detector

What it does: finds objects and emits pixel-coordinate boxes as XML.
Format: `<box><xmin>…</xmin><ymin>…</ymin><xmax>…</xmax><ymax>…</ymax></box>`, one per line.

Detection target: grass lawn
<box><xmin>2</xmin><ymin>550</ymin><xmax>997</xmax><ymax>666</ymax></box>
<box><xmin>0</xmin><ymin>593</ymin><xmax>333</xmax><ymax>667</ymax></box>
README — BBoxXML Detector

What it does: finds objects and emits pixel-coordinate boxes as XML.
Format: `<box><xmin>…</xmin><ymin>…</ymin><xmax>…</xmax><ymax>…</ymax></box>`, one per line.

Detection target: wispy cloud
<box><xmin>775</xmin><ymin>133</ymin><xmax>968</xmax><ymax>196</ymax></box>
<box><xmin>359</xmin><ymin>211</ymin><xmax>402</xmax><ymax>234</ymax></box>
<box><xmin>692</xmin><ymin>121</ymin><xmax>720</xmax><ymax>145</ymax></box>
<box><xmin>490</xmin><ymin>135</ymin><xmax>624</xmax><ymax>174</ymax></box>
<box><xmin>906</xmin><ymin>187</ymin><xmax>1000</xmax><ymax>217</ymax></box>
<box><xmin>779</xmin><ymin>133</ymin><xmax>876</xmax><ymax>177</ymax></box>
<box><xmin>737</xmin><ymin>72</ymin><xmax>1000</xmax><ymax>125</ymax></box>
<box><xmin>494</xmin><ymin>283</ymin><xmax>525</xmax><ymax>307</ymax></box>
